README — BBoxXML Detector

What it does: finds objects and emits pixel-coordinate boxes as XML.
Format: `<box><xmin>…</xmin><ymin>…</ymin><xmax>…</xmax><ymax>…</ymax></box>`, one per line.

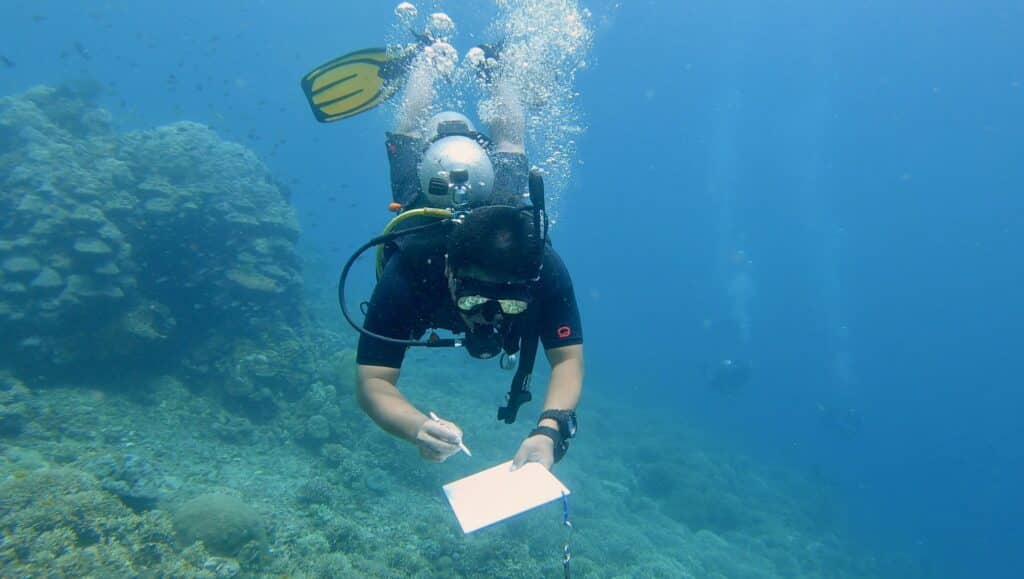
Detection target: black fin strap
<box><xmin>499</xmin><ymin>329</ymin><xmax>539</xmax><ymax>424</ymax></box>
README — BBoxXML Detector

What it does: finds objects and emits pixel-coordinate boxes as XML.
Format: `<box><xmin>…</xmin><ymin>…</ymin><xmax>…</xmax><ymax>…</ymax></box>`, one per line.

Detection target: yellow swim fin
<box><xmin>300</xmin><ymin>46</ymin><xmax>414</xmax><ymax>123</ymax></box>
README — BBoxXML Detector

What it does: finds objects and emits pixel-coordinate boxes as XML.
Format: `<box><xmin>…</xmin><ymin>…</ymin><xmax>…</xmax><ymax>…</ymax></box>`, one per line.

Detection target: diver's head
<box><xmin>445</xmin><ymin>205</ymin><xmax>541</xmax><ymax>328</ymax></box>
<box><xmin>447</xmin><ymin>205</ymin><xmax>543</xmax><ymax>284</ymax></box>
<box><xmin>418</xmin><ymin>135</ymin><xmax>495</xmax><ymax>208</ymax></box>
<box><xmin>426</xmin><ymin>111</ymin><xmax>475</xmax><ymax>140</ymax></box>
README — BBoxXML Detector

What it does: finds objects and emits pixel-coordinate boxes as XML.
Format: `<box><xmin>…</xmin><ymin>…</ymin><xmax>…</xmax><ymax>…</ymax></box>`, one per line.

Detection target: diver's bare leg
<box><xmin>485</xmin><ymin>74</ymin><xmax>525</xmax><ymax>154</ymax></box>
<box><xmin>395</xmin><ymin>53</ymin><xmax>437</xmax><ymax>138</ymax></box>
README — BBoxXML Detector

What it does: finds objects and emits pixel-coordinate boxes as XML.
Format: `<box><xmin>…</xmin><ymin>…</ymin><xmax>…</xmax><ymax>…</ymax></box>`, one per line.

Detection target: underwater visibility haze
<box><xmin>0</xmin><ymin>1</ymin><xmax>1021</xmax><ymax>577</ymax></box>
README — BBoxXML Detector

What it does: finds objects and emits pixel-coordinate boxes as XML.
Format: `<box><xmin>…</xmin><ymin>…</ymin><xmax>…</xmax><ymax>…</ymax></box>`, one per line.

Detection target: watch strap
<box><xmin>539</xmin><ymin>409</ymin><xmax>576</xmax><ymax>440</ymax></box>
<box><xmin>529</xmin><ymin>425</ymin><xmax>568</xmax><ymax>462</ymax></box>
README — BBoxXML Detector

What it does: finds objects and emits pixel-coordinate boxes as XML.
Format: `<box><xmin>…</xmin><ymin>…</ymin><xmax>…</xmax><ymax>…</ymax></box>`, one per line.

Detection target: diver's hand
<box><xmin>414</xmin><ymin>416</ymin><xmax>464</xmax><ymax>463</ymax></box>
<box><xmin>511</xmin><ymin>434</ymin><xmax>555</xmax><ymax>471</ymax></box>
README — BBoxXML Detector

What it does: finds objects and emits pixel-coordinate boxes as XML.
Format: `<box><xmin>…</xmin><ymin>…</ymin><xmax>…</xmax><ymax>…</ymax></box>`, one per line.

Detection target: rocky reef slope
<box><xmin>0</xmin><ymin>84</ymin><xmax>323</xmax><ymax>416</ymax></box>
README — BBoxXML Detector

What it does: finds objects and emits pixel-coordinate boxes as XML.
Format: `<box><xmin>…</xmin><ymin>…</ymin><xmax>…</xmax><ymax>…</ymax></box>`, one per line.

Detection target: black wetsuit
<box><xmin>356</xmin><ymin>132</ymin><xmax>584</xmax><ymax>369</ymax></box>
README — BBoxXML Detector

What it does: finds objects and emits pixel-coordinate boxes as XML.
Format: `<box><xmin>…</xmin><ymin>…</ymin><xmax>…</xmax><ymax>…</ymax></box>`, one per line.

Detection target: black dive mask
<box><xmin>464</xmin><ymin>324</ymin><xmax>503</xmax><ymax>359</ymax></box>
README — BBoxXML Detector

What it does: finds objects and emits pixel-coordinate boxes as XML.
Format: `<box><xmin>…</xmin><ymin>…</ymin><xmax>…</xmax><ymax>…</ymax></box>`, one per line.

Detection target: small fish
<box><xmin>0</xmin><ymin>55</ymin><xmax>14</xmax><ymax>68</ymax></box>
<box><xmin>32</xmin><ymin>14</ymin><xmax>48</xmax><ymax>23</ymax></box>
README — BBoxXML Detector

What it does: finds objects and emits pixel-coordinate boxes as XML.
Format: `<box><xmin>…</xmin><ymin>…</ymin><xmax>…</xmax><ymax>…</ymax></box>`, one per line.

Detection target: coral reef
<box><xmin>0</xmin><ymin>85</ymin><xmax>307</xmax><ymax>404</ymax></box>
<box><xmin>295</xmin><ymin>477</ymin><xmax>335</xmax><ymax>506</ymax></box>
<box><xmin>0</xmin><ymin>372</ymin><xmax>34</xmax><ymax>436</ymax></box>
<box><xmin>172</xmin><ymin>493</ymin><xmax>265</xmax><ymax>558</ymax></box>
<box><xmin>0</xmin><ymin>461</ymin><xmax>208</xmax><ymax>577</ymax></box>
<box><xmin>85</xmin><ymin>453</ymin><xmax>165</xmax><ymax>511</ymax></box>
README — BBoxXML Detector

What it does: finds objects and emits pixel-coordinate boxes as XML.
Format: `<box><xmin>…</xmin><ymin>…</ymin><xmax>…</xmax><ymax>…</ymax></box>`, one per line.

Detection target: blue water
<box><xmin>3</xmin><ymin>1</ymin><xmax>1021</xmax><ymax>577</ymax></box>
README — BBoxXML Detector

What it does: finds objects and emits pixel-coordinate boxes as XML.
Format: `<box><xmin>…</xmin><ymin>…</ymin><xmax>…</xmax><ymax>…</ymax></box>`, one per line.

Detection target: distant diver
<box><xmin>0</xmin><ymin>55</ymin><xmax>14</xmax><ymax>68</ymax></box>
<box><xmin>707</xmin><ymin>358</ymin><xmax>751</xmax><ymax>394</ymax></box>
<box><xmin>73</xmin><ymin>41</ymin><xmax>91</xmax><ymax>61</ymax></box>
<box><xmin>313</xmin><ymin>24</ymin><xmax>583</xmax><ymax>472</ymax></box>
<box><xmin>816</xmin><ymin>403</ymin><xmax>863</xmax><ymax>438</ymax></box>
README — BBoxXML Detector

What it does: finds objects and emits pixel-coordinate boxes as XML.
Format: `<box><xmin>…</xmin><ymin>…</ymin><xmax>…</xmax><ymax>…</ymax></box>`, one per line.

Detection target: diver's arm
<box><xmin>356</xmin><ymin>364</ymin><xmax>424</xmax><ymax>441</ymax></box>
<box><xmin>357</xmin><ymin>363</ymin><xmax>465</xmax><ymax>461</ymax></box>
<box><xmin>538</xmin><ymin>344</ymin><xmax>584</xmax><ymax>422</ymax></box>
<box><xmin>512</xmin><ymin>344</ymin><xmax>584</xmax><ymax>469</ymax></box>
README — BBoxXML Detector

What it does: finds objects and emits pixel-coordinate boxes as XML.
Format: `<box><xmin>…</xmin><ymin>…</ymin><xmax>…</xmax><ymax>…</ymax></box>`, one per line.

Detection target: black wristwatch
<box><xmin>530</xmin><ymin>410</ymin><xmax>578</xmax><ymax>463</ymax></box>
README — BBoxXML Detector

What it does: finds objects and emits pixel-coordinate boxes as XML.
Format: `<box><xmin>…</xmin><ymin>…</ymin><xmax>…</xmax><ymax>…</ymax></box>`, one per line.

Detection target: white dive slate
<box><xmin>442</xmin><ymin>460</ymin><xmax>571</xmax><ymax>534</ymax></box>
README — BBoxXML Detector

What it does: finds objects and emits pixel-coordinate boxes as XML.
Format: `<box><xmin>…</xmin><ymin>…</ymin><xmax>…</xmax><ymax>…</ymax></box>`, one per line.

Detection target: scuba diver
<box><xmin>707</xmin><ymin>358</ymin><xmax>751</xmax><ymax>394</ymax></box>
<box><xmin>816</xmin><ymin>403</ymin><xmax>863</xmax><ymax>438</ymax></box>
<box><xmin>305</xmin><ymin>37</ymin><xmax>584</xmax><ymax>470</ymax></box>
